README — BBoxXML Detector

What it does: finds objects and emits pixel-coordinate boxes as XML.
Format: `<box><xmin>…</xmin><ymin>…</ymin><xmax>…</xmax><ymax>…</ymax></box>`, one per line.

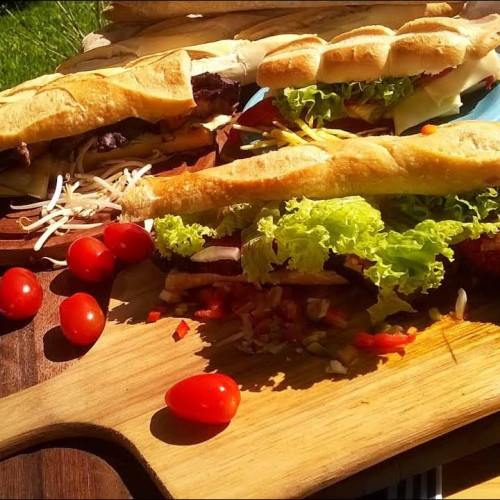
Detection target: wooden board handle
<box><xmin>0</xmin><ymin>373</ymin><xmax>83</xmax><ymax>459</ymax></box>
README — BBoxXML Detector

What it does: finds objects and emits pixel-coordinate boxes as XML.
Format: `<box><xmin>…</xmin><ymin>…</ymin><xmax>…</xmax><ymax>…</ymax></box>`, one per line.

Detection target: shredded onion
<box><xmin>46</xmin><ymin>175</ymin><xmax>63</xmax><ymax>212</ymax></box>
<box><xmin>34</xmin><ymin>216</ymin><xmax>69</xmax><ymax>251</ymax></box>
<box><xmin>325</xmin><ymin>360</ymin><xmax>348</xmax><ymax>375</ymax></box>
<box><xmin>41</xmin><ymin>257</ymin><xmax>68</xmax><ymax>268</ymax></box>
<box><xmin>455</xmin><ymin>288</ymin><xmax>467</xmax><ymax>320</ymax></box>
<box><xmin>191</xmin><ymin>246</ymin><xmax>241</xmax><ymax>263</ymax></box>
<box><xmin>11</xmin><ymin>143</ymin><xmax>169</xmax><ymax>251</ymax></box>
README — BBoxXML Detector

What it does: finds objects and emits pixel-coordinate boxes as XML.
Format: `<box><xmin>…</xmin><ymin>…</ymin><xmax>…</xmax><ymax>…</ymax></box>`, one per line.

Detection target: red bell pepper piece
<box><xmin>174</xmin><ymin>319</ymin><xmax>190</xmax><ymax>340</ymax></box>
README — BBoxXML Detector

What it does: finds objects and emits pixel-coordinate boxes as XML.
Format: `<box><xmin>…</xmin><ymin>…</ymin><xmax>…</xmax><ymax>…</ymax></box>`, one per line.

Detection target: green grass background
<box><xmin>0</xmin><ymin>1</ymin><xmax>105</xmax><ymax>91</ymax></box>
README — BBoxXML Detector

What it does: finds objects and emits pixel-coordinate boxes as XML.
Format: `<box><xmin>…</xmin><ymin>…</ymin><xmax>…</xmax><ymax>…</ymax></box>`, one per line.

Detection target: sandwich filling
<box><xmin>238</xmin><ymin>50</ymin><xmax>500</xmax><ymax>148</ymax></box>
<box><xmin>0</xmin><ymin>73</ymin><xmax>240</xmax><ymax>198</ymax></box>
<box><xmin>153</xmin><ymin>188</ymin><xmax>500</xmax><ymax>324</ymax></box>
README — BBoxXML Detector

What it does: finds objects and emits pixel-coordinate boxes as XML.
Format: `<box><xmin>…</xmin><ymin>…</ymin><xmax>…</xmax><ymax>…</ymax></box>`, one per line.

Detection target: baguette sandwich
<box><xmin>0</xmin><ymin>49</ymin><xmax>242</xmax><ymax>199</ymax></box>
<box><xmin>122</xmin><ymin>120</ymin><xmax>500</xmax><ymax>326</ymax></box>
<box><xmin>103</xmin><ymin>1</ymin><xmax>461</xmax><ymax>22</ymax></box>
<box><xmin>233</xmin><ymin>14</ymin><xmax>500</xmax><ymax>149</ymax></box>
<box><xmin>59</xmin><ymin>3</ymin><xmax>461</xmax><ymax>74</ymax></box>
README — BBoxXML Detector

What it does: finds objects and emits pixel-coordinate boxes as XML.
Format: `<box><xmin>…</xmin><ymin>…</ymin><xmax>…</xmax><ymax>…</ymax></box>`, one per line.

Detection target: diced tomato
<box><xmin>280</xmin><ymin>299</ymin><xmax>299</xmax><ymax>321</ymax></box>
<box><xmin>237</xmin><ymin>97</ymin><xmax>284</xmax><ymax>128</ymax></box>
<box><xmin>372</xmin><ymin>332</ymin><xmax>416</xmax><ymax>348</ymax></box>
<box><xmin>174</xmin><ymin>319</ymin><xmax>190</xmax><ymax>340</ymax></box>
<box><xmin>324</xmin><ymin>307</ymin><xmax>348</xmax><ymax>328</ymax></box>
<box><xmin>195</xmin><ymin>287</ymin><xmax>228</xmax><ymax>320</ymax></box>
<box><xmin>421</xmin><ymin>124</ymin><xmax>438</xmax><ymax>135</ymax></box>
<box><xmin>353</xmin><ymin>332</ymin><xmax>376</xmax><ymax>349</ymax></box>
<box><xmin>283</xmin><ymin>322</ymin><xmax>304</xmax><ymax>343</ymax></box>
<box><xmin>228</xmin><ymin>282</ymin><xmax>259</xmax><ymax>313</ymax></box>
<box><xmin>353</xmin><ymin>331</ymin><xmax>416</xmax><ymax>354</ymax></box>
<box><xmin>147</xmin><ymin>310</ymin><xmax>161</xmax><ymax>323</ymax></box>
<box><xmin>195</xmin><ymin>305</ymin><xmax>226</xmax><ymax>319</ymax></box>
<box><xmin>484</xmin><ymin>75</ymin><xmax>495</xmax><ymax>91</ymax></box>
<box><xmin>457</xmin><ymin>236</ymin><xmax>500</xmax><ymax>275</ymax></box>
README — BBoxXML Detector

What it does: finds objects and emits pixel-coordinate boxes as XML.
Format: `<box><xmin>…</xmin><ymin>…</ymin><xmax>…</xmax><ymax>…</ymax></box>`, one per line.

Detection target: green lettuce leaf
<box><xmin>274</xmin><ymin>77</ymin><xmax>415</xmax><ymax>126</ymax></box>
<box><xmin>384</xmin><ymin>188</ymin><xmax>500</xmax><ymax>227</ymax></box>
<box><xmin>154</xmin><ymin>189</ymin><xmax>500</xmax><ymax>322</ymax></box>
<box><xmin>154</xmin><ymin>216</ymin><xmax>215</xmax><ymax>257</ymax></box>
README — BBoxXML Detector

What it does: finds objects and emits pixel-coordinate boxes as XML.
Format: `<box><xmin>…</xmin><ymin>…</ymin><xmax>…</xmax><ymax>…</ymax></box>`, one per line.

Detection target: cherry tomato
<box><xmin>103</xmin><ymin>223</ymin><xmax>154</xmax><ymax>264</ymax></box>
<box><xmin>0</xmin><ymin>267</ymin><xmax>43</xmax><ymax>320</ymax></box>
<box><xmin>67</xmin><ymin>236</ymin><xmax>115</xmax><ymax>282</ymax></box>
<box><xmin>59</xmin><ymin>292</ymin><xmax>105</xmax><ymax>346</ymax></box>
<box><xmin>166</xmin><ymin>373</ymin><xmax>241</xmax><ymax>424</ymax></box>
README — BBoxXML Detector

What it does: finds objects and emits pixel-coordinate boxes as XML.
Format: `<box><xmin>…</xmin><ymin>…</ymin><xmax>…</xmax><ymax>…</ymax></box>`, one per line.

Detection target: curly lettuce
<box><xmin>274</xmin><ymin>77</ymin><xmax>415</xmax><ymax>126</ymax></box>
<box><xmin>154</xmin><ymin>189</ymin><xmax>500</xmax><ymax>322</ymax></box>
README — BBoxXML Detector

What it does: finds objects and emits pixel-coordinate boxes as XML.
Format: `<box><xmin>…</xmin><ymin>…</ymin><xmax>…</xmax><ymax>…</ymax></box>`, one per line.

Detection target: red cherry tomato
<box><xmin>166</xmin><ymin>373</ymin><xmax>241</xmax><ymax>424</ymax></box>
<box><xmin>0</xmin><ymin>267</ymin><xmax>43</xmax><ymax>320</ymax></box>
<box><xmin>59</xmin><ymin>293</ymin><xmax>105</xmax><ymax>346</ymax></box>
<box><xmin>67</xmin><ymin>236</ymin><xmax>115</xmax><ymax>282</ymax></box>
<box><xmin>103</xmin><ymin>222</ymin><xmax>154</xmax><ymax>264</ymax></box>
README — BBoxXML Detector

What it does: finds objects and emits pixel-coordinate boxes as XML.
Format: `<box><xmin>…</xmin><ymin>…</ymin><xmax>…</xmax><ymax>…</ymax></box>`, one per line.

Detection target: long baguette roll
<box><xmin>237</xmin><ymin>2</ymin><xmax>463</xmax><ymax>41</ymax></box>
<box><xmin>62</xmin><ymin>3</ymin><xmax>461</xmax><ymax>74</ymax></box>
<box><xmin>122</xmin><ymin>121</ymin><xmax>500</xmax><ymax>219</ymax></box>
<box><xmin>58</xmin><ymin>12</ymin><xmax>278</xmax><ymax>74</ymax></box>
<box><xmin>61</xmin><ymin>34</ymin><xmax>313</xmax><ymax>86</ymax></box>
<box><xmin>0</xmin><ymin>50</ymin><xmax>194</xmax><ymax>153</ymax></box>
<box><xmin>257</xmin><ymin>14</ymin><xmax>500</xmax><ymax>88</ymax></box>
<box><xmin>103</xmin><ymin>1</ymin><xmax>375</xmax><ymax>22</ymax></box>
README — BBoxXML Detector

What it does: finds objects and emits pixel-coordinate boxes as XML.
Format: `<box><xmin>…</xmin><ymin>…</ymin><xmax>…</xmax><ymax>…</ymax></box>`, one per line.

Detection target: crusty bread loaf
<box><xmin>58</xmin><ymin>12</ymin><xmax>278</xmax><ymax>74</ymax></box>
<box><xmin>257</xmin><ymin>14</ymin><xmax>500</xmax><ymax>88</ymax></box>
<box><xmin>122</xmin><ymin>121</ymin><xmax>500</xmax><ymax>219</ymax></box>
<box><xmin>0</xmin><ymin>50</ymin><xmax>194</xmax><ymax>153</ymax></box>
<box><xmin>237</xmin><ymin>3</ymin><xmax>463</xmax><ymax>41</ymax></box>
<box><xmin>60</xmin><ymin>3</ymin><xmax>462</xmax><ymax>74</ymax></box>
<box><xmin>61</xmin><ymin>33</ymin><xmax>314</xmax><ymax>86</ymax></box>
<box><xmin>190</xmin><ymin>35</ymin><xmax>313</xmax><ymax>85</ymax></box>
<box><xmin>104</xmin><ymin>1</ymin><xmax>370</xmax><ymax>22</ymax></box>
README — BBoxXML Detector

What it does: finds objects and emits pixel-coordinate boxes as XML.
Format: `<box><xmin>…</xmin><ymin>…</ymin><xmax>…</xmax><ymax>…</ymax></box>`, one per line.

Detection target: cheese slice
<box><xmin>393</xmin><ymin>50</ymin><xmax>500</xmax><ymax>135</ymax></box>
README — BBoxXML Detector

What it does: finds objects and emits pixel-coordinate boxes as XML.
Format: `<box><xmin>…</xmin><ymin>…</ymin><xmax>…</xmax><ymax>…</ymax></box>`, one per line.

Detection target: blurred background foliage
<box><xmin>0</xmin><ymin>1</ymin><xmax>106</xmax><ymax>91</ymax></box>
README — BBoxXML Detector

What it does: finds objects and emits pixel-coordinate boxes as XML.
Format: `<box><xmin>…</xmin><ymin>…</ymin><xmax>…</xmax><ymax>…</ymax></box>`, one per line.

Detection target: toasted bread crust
<box><xmin>0</xmin><ymin>50</ymin><xmax>194</xmax><ymax>153</ymax></box>
<box><xmin>104</xmin><ymin>1</ymin><xmax>367</xmax><ymax>22</ymax></box>
<box><xmin>257</xmin><ymin>14</ymin><xmax>500</xmax><ymax>88</ymax></box>
<box><xmin>237</xmin><ymin>3</ymin><xmax>463</xmax><ymax>41</ymax></box>
<box><xmin>122</xmin><ymin>121</ymin><xmax>500</xmax><ymax>219</ymax></box>
<box><xmin>57</xmin><ymin>12</ymin><xmax>276</xmax><ymax>74</ymax></box>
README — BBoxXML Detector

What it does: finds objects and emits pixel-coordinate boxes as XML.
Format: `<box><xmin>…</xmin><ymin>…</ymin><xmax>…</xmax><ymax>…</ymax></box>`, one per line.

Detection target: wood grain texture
<box><xmin>2</xmin><ymin>260</ymin><xmax>500</xmax><ymax>498</ymax></box>
<box><xmin>0</xmin><ymin>267</ymin><xmax>135</xmax><ymax>499</ymax></box>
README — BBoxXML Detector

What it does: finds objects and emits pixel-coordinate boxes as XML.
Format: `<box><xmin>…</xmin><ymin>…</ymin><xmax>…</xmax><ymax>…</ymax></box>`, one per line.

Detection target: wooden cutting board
<box><xmin>2</xmin><ymin>260</ymin><xmax>500</xmax><ymax>499</ymax></box>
